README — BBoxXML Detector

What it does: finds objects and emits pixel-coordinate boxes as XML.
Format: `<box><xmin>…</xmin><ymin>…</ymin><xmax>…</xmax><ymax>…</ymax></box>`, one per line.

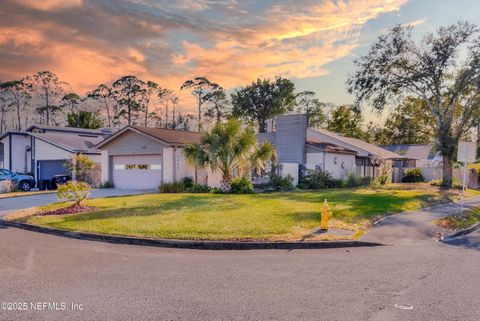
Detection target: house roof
<box><xmin>381</xmin><ymin>144</ymin><xmax>435</xmax><ymax>160</ymax></box>
<box><xmin>308</xmin><ymin>128</ymin><xmax>403</xmax><ymax>159</ymax></box>
<box><xmin>30</xmin><ymin>132</ymin><xmax>104</xmax><ymax>154</ymax></box>
<box><xmin>96</xmin><ymin>125</ymin><xmax>201</xmax><ymax>148</ymax></box>
<box><xmin>306</xmin><ymin>141</ymin><xmax>357</xmax><ymax>155</ymax></box>
<box><xmin>0</xmin><ymin>131</ymin><xmax>28</xmax><ymax>140</ymax></box>
<box><xmin>26</xmin><ymin>124</ymin><xmax>111</xmax><ymax>135</ymax></box>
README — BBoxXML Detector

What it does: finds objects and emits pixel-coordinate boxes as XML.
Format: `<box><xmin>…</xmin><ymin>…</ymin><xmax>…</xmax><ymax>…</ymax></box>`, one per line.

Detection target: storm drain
<box><xmin>394</xmin><ymin>304</ymin><xmax>414</xmax><ymax>310</ymax></box>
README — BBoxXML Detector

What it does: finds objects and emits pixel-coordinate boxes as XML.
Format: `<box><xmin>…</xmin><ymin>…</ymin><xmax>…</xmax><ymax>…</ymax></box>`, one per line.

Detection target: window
<box><xmin>114</xmin><ymin>164</ymin><xmax>125</xmax><ymax>170</ymax></box>
<box><xmin>151</xmin><ymin>164</ymin><xmax>162</xmax><ymax>170</ymax></box>
<box><xmin>115</xmin><ymin>164</ymin><xmax>162</xmax><ymax>170</ymax></box>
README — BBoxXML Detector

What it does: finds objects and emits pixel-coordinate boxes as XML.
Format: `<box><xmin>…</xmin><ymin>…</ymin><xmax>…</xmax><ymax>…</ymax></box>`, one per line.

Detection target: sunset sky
<box><xmin>1</xmin><ymin>0</ymin><xmax>479</xmax><ymax>115</ymax></box>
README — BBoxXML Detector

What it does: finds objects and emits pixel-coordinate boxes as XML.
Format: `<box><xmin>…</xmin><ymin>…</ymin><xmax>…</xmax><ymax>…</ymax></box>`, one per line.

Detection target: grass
<box><xmin>9</xmin><ymin>184</ymin><xmax>478</xmax><ymax>241</ymax></box>
<box><xmin>434</xmin><ymin>207</ymin><xmax>480</xmax><ymax>230</ymax></box>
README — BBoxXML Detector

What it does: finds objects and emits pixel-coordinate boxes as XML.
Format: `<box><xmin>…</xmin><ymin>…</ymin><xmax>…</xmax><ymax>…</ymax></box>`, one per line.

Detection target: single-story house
<box><xmin>381</xmin><ymin>144</ymin><xmax>442</xmax><ymax>168</ymax></box>
<box><xmin>96</xmin><ymin>126</ymin><xmax>221</xmax><ymax>189</ymax></box>
<box><xmin>382</xmin><ymin>144</ymin><xmax>444</xmax><ymax>182</ymax></box>
<box><xmin>257</xmin><ymin>114</ymin><xmax>406</xmax><ymax>183</ymax></box>
<box><xmin>0</xmin><ymin>125</ymin><xmax>111</xmax><ymax>183</ymax></box>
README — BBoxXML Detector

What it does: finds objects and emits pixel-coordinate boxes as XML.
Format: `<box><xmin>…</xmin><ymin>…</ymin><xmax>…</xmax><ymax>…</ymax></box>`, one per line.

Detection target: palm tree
<box><xmin>184</xmin><ymin>118</ymin><xmax>274</xmax><ymax>192</ymax></box>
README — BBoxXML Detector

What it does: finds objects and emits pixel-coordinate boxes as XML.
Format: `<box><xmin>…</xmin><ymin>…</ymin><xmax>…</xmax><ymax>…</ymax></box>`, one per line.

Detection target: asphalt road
<box><xmin>0</xmin><ymin>189</ymin><xmax>151</xmax><ymax>216</ymax></box>
<box><xmin>0</xmin><ymin>225</ymin><xmax>479</xmax><ymax>321</ymax></box>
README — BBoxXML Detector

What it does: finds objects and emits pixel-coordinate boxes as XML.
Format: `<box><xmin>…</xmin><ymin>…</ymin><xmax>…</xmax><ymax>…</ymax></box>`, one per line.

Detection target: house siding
<box><xmin>275</xmin><ymin>114</ymin><xmax>307</xmax><ymax>163</ymax></box>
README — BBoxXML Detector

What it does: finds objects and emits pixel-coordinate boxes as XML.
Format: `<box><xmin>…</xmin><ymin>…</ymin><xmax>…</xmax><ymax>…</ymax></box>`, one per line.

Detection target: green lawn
<box><xmin>10</xmin><ymin>184</ymin><xmax>469</xmax><ymax>241</ymax></box>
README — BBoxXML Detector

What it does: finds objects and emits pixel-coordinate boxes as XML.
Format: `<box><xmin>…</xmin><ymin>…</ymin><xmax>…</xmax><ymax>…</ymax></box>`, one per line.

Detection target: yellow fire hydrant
<box><xmin>320</xmin><ymin>199</ymin><xmax>333</xmax><ymax>230</ymax></box>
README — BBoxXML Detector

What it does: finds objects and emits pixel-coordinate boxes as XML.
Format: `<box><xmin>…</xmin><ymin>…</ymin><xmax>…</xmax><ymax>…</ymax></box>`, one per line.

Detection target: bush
<box><xmin>402</xmin><ymin>168</ymin><xmax>425</xmax><ymax>183</ymax></box>
<box><xmin>182</xmin><ymin>177</ymin><xmax>194</xmax><ymax>189</ymax></box>
<box><xmin>298</xmin><ymin>169</ymin><xmax>341</xmax><ymax>189</ymax></box>
<box><xmin>57</xmin><ymin>181</ymin><xmax>91</xmax><ymax>205</ymax></box>
<box><xmin>270</xmin><ymin>174</ymin><xmax>295</xmax><ymax>191</ymax></box>
<box><xmin>344</xmin><ymin>171</ymin><xmax>370</xmax><ymax>188</ymax></box>
<box><xmin>230</xmin><ymin>177</ymin><xmax>254</xmax><ymax>194</ymax></box>
<box><xmin>159</xmin><ymin>181</ymin><xmax>186</xmax><ymax>193</ymax></box>
<box><xmin>186</xmin><ymin>183</ymin><xmax>211</xmax><ymax>193</ymax></box>
<box><xmin>64</xmin><ymin>154</ymin><xmax>96</xmax><ymax>183</ymax></box>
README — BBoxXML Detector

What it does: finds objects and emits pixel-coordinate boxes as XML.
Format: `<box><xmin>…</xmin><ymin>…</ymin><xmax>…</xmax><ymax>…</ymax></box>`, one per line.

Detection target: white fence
<box><xmin>393</xmin><ymin>167</ymin><xmax>479</xmax><ymax>188</ymax></box>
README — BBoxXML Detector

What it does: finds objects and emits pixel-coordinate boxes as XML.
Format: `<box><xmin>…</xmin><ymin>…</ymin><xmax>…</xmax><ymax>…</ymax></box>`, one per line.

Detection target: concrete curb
<box><xmin>0</xmin><ymin>219</ymin><xmax>383</xmax><ymax>250</ymax></box>
<box><xmin>441</xmin><ymin>222</ymin><xmax>480</xmax><ymax>241</ymax></box>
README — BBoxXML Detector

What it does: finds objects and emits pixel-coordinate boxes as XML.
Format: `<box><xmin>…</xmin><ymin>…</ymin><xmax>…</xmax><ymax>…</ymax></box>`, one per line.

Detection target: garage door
<box><xmin>38</xmin><ymin>160</ymin><xmax>68</xmax><ymax>180</ymax></box>
<box><xmin>112</xmin><ymin>155</ymin><xmax>162</xmax><ymax>189</ymax></box>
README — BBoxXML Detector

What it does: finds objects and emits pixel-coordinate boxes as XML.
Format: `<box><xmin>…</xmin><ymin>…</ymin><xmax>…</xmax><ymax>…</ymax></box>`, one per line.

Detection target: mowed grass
<box><xmin>11</xmin><ymin>184</ymin><xmax>473</xmax><ymax>241</ymax></box>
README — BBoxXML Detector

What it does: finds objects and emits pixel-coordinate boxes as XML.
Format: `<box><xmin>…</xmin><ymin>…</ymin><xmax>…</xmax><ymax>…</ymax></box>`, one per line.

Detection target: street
<box><xmin>0</xmin><ymin>222</ymin><xmax>479</xmax><ymax>321</ymax></box>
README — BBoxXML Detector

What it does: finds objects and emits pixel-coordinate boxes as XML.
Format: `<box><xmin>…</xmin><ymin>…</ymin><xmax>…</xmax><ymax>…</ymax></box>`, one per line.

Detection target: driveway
<box><xmin>0</xmin><ymin>189</ymin><xmax>152</xmax><ymax>216</ymax></box>
<box><xmin>361</xmin><ymin>196</ymin><xmax>480</xmax><ymax>244</ymax></box>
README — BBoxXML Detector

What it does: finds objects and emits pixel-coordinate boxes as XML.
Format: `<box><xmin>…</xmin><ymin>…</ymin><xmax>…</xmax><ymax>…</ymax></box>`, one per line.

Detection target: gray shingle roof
<box><xmin>381</xmin><ymin>144</ymin><xmax>434</xmax><ymax>160</ymax></box>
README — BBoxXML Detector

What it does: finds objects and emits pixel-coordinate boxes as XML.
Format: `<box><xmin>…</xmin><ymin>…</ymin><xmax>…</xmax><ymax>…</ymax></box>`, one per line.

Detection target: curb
<box><xmin>0</xmin><ymin>219</ymin><xmax>383</xmax><ymax>250</ymax></box>
<box><xmin>441</xmin><ymin>222</ymin><xmax>480</xmax><ymax>241</ymax></box>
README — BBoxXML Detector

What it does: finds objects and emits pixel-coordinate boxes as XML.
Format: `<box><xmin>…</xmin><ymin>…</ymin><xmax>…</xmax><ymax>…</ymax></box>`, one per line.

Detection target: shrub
<box><xmin>64</xmin><ymin>154</ymin><xmax>96</xmax><ymax>183</ymax></box>
<box><xmin>402</xmin><ymin>168</ymin><xmax>425</xmax><ymax>183</ymax></box>
<box><xmin>344</xmin><ymin>171</ymin><xmax>370</xmax><ymax>188</ymax></box>
<box><xmin>159</xmin><ymin>181</ymin><xmax>186</xmax><ymax>193</ymax></box>
<box><xmin>57</xmin><ymin>181</ymin><xmax>91</xmax><ymax>206</ymax></box>
<box><xmin>0</xmin><ymin>180</ymin><xmax>13</xmax><ymax>193</ymax></box>
<box><xmin>182</xmin><ymin>177</ymin><xmax>194</xmax><ymax>188</ymax></box>
<box><xmin>186</xmin><ymin>183</ymin><xmax>211</xmax><ymax>193</ymax></box>
<box><xmin>298</xmin><ymin>169</ymin><xmax>340</xmax><ymax>189</ymax></box>
<box><xmin>230</xmin><ymin>177</ymin><xmax>254</xmax><ymax>194</ymax></box>
<box><xmin>270</xmin><ymin>174</ymin><xmax>295</xmax><ymax>191</ymax></box>
<box><xmin>99</xmin><ymin>181</ymin><xmax>114</xmax><ymax>189</ymax></box>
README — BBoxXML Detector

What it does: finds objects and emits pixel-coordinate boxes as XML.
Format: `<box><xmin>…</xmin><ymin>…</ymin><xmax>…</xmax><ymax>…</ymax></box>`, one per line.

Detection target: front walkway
<box><xmin>361</xmin><ymin>196</ymin><xmax>480</xmax><ymax>245</ymax></box>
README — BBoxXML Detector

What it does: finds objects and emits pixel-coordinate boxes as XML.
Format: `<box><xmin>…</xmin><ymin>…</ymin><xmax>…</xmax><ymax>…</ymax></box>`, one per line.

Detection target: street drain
<box><xmin>395</xmin><ymin>304</ymin><xmax>414</xmax><ymax>310</ymax></box>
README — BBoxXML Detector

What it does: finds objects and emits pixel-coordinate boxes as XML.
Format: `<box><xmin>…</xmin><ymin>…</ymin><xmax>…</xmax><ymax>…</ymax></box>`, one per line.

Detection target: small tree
<box><xmin>327</xmin><ymin>105</ymin><xmax>365</xmax><ymax>139</ymax></box>
<box><xmin>57</xmin><ymin>181</ymin><xmax>91</xmax><ymax>206</ymax></box>
<box><xmin>184</xmin><ymin>118</ymin><xmax>274</xmax><ymax>192</ymax></box>
<box><xmin>65</xmin><ymin>154</ymin><xmax>96</xmax><ymax>183</ymax></box>
<box><xmin>295</xmin><ymin>91</ymin><xmax>327</xmax><ymax>128</ymax></box>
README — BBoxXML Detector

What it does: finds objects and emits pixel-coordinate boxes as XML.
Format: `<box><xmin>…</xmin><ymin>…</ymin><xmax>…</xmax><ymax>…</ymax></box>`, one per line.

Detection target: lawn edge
<box><xmin>441</xmin><ymin>222</ymin><xmax>480</xmax><ymax>241</ymax></box>
<box><xmin>0</xmin><ymin>219</ymin><xmax>383</xmax><ymax>250</ymax></box>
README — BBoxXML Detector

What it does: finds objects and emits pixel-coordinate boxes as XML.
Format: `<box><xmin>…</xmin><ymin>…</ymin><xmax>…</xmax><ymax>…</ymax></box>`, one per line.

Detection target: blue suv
<box><xmin>0</xmin><ymin>169</ymin><xmax>36</xmax><ymax>191</ymax></box>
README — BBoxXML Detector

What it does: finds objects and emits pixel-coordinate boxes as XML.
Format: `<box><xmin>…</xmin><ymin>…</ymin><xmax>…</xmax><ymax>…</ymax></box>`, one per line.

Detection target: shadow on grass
<box><xmin>49</xmin><ymin>194</ymin><xmax>242</xmax><ymax>223</ymax></box>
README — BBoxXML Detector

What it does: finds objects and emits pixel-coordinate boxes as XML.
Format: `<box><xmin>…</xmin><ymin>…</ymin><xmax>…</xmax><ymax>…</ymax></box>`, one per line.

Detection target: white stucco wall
<box><xmin>279</xmin><ymin>163</ymin><xmax>299</xmax><ymax>185</ymax></box>
<box><xmin>162</xmin><ymin>147</ymin><xmax>174</xmax><ymax>183</ymax></box>
<box><xmin>3</xmin><ymin>134</ymin><xmax>31</xmax><ymax>173</ymax></box>
<box><xmin>306</xmin><ymin>151</ymin><xmax>356</xmax><ymax>179</ymax></box>
<box><xmin>100</xmin><ymin>150</ymin><xmax>109</xmax><ymax>183</ymax></box>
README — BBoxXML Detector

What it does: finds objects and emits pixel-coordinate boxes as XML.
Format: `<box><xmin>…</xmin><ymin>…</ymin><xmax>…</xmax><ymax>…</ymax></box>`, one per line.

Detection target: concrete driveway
<box><xmin>0</xmin><ymin>189</ymin><xmax>152</xmax><ymax>216</ymax></box>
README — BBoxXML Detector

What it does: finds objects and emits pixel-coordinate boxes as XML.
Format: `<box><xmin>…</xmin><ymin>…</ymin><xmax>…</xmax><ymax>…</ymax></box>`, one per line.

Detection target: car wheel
<box><xmin>19</xmin><ymin>181</ymin><xmax>32</xmax><ymax>192</ymax></box>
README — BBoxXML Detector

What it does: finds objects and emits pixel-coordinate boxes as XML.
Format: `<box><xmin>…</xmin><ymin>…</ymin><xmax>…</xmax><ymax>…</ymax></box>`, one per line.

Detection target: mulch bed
<box><xmin>37</xmin><ymin>204</ymin><xmax>97</xmax><ymax>216</ymax></box>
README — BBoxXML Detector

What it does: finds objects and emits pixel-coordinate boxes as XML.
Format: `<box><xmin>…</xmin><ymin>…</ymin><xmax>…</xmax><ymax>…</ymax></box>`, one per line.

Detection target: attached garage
<box><xmin>112</xmin><ymin>154</ymin><xmax>162</xmax><ymax>189</ymax></box>
<box><xmin>37</xmin><ymin>159</ymin><xmax>69</xmax><ymax>180</ymax></box>
<box><xmin>97</xmin><ymin>126</ymin><xmax>204</xmax><ymax>189</ymax></box>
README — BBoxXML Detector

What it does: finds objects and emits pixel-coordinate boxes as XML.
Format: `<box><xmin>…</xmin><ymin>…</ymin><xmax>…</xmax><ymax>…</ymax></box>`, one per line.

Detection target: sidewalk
<box><xmin>361</xmin><ymin>196</ymin><xmax>480</xmax><ymax>245</ymax></box>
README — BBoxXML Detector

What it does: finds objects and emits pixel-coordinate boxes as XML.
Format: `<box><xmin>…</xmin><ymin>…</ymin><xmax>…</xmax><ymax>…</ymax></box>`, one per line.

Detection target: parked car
<box><xmin>0</xmin><ymin>169</ymin><xmax>36</xmax><ymax>191</ymax></box>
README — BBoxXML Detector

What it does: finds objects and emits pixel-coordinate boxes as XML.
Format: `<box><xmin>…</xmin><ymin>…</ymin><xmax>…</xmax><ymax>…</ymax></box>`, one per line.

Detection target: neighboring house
<box><xmin>96</xmin><ymin>126</ymin><xmax>221</xmax><ymax>189</ymax></box>
<box><xmin>0</xmin><ymin>125</ymin><xmax>111</xmax><ymax>184</ymax></box>
<box><xmin>381</xmin><ymin>144</ymin><xmax>442</xmax><ymax>168</ymax></box>
<box><xmin>382</xmin><ymin>144</ymin><xmax>444</xmax><ymax>182</ymax></box>
<box><xmin>257</xmin><ymin>114</ymin><xmax>405</xmax><ymax>183</ymax></box>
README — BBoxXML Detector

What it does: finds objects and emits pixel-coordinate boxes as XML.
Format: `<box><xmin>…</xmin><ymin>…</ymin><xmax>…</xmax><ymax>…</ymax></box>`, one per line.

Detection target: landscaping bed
<box><xmin>434</xmin><ymin>207</ymin><xmax>480</xmax><ymax>231</ymax></box>
<box><xmin>6</xmin><ymin>184</ymin><xmax>477</xmax><ymax>242</ymax></box>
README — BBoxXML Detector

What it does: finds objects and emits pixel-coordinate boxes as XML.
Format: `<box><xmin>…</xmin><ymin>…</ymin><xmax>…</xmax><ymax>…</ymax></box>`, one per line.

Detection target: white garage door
<box><xmin>112</xmin><ymin>155</ymin><xmax>162</xmax><ymax>189</ymax></box>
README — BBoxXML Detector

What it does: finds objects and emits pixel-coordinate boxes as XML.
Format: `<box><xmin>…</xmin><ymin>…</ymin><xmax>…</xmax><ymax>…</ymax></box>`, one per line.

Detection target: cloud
<box><xmin>0</xmin><ymin>0</ymin><xmax>408</xmax><ymax>113</ymax></box>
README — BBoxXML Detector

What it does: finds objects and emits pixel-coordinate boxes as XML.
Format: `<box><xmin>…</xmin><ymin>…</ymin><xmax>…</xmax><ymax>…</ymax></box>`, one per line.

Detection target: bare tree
<box><xmin>347</xmin><ymin>21</ymin><xmax>480</xmax><ymax>187</ymax></box>
<box><xmin>111</xmin><ymin>76</ymin><xmax>146</xmax><ymax>126</ymax></box>
<box><xmin>0</xmin><ymin>79</ymin><xmax>31</xmax><ymax>131</ymax></box>
<box><xmin>181</xmin><ymin>77</ymin><xmax>220</xmax><ymax>131</ymax></box>
<box><xmin>88</xmin><ymin>84</ymin><xmax>115</xmax><ymax>127</ymax></box>
<box><xmin>25</xmin><ymin>71</ymin><xmax>67</xmax><ymax>126</ymax></box>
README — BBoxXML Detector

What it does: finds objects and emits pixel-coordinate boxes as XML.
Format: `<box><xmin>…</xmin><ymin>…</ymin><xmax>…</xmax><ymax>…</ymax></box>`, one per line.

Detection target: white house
<box><xmin>0</xmin><ymin>125</ymin><xmax>111</xmax><ymax>183</ymax></box>
<box><xmin>95</xmin><ymin>126</ymin><xmax>221</xmax><ymax>189</ymax></box>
